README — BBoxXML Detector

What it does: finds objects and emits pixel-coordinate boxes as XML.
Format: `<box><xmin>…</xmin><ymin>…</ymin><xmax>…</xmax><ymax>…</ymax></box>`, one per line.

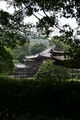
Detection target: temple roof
<box><xmin>24</xmin><ymin>46</ymin><xmax>64</xmax><ymax>61</ymax></box>
<box><xmin>15</xmin><ymin>64</ymin><xmax>28</xmax><ymax>68</ymax></box>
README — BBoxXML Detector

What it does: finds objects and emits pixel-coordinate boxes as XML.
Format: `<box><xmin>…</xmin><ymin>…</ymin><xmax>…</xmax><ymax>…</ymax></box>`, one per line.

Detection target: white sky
<box><xmin>0</xmin><ymin>1</ymin><xmax>14</xmax><ymax>13</ymax></box>
<box><xmin>0</xmin><ymin>1</ymin><xmax>78</xmax><ymax>28</ymax></box>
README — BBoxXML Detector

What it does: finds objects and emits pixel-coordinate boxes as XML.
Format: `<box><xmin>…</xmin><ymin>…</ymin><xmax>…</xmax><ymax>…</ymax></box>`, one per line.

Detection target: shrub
<box><xmin>0</xmin><ymin>76</ymin><xmax>80</xmax><ymax>120</ymax></box>
<box><xmin>34</xmin><ymin>60</ymin><xmax>71</xmax><ymax>81</ymax></box>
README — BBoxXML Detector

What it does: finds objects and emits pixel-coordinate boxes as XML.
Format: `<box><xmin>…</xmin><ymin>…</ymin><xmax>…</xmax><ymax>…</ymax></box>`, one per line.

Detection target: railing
<box><xmin>13</xmin><ymin>67</ymin><xmax>38</xmax><ymax>78</ymax></box>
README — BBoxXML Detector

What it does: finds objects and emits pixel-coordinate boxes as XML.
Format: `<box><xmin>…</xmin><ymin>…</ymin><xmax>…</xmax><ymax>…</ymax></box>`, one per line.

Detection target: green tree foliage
<box><xmin>30</xmin><ymin>43</ymin><xmax>46</xmax><ymax>55</ymax></box>
<box><xmin>7</xmin><ymin>42</ymin><xmax>46</xmax><ymax>63</ymax></box>
<box><xmin>0</xmin><ymin>46</ymin><xmax>14</xmax><ymax>73</ymax></box>
<box><xmin>11</xmin><ymin>43</ymin><xmax>30</xmax><ymax>63</ymax></box>
<box><xmin>0</xmin><ymin>8</ymin><xmax>29</xmax><ymax>73</ymax></box>
<box><xmin>2</xmin><ymin>0</ymin><xmax>79</xmax><ymax>39</ymax></box>
<box><xmin>0</xmin><ymin>9</ymin><xmax>28</xmax><ymax>48</ymax></box>
<box><xmin>49</xmin><ymin>36</ymin><xmax>69</xmax><ymax>51</ymax></box>
<box><xmin>34</xmin><ymin>60</ymin><xmax>71</xmax><ymax>81</ymax></box>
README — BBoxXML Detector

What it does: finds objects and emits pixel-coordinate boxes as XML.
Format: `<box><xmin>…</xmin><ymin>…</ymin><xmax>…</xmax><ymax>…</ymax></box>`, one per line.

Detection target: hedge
<box><xmin>0</xmin><ymin>76</ymin><xmax>80</xmax><ymax>120</ymax></box>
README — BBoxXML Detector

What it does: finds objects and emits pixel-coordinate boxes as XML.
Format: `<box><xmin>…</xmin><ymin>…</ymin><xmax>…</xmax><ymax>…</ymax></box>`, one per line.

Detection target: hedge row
<box><xmin>0</xmin><ymin>76</ymin><xmax>80</xmax><ymax>120</ymax></box>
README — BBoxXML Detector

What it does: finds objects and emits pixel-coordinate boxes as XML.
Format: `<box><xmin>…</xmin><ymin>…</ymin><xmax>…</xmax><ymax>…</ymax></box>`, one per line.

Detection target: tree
<box><xmin>0</xmin><ymin>9</ymin><xmax>29</xmax><ymax>73</ymax></box>
<box><xmin>2</xmin><ymin>0</ymin><xmax>79</xmax><ymax>38</ymax></box>
<box><xmin>30</xmin><ymin>43</ymin><xmax>46</xmax><ymax>55</ymax></box>
<box><xmin>34</xmin><ymin>60</ymin><xmax>71</xmax><ymax>81</ymax></box>
<box><xmin>11</xmin><ymin>43</ymin><xmax>30</xmax><ymax>63</ymax></box>
<box><xmin>0</xmin><ymin>46</ymin><xmax>14</xmax><ymax>73</ymax></box>
<box><xmin>1</xmin><ymin>0</ymin><xmax>80</xmax><ymax>68</ymax></box>
<box><xmin>49</xmin><ymin>36</ymin><xmax>69</xmax><ymax>51</ymax></box>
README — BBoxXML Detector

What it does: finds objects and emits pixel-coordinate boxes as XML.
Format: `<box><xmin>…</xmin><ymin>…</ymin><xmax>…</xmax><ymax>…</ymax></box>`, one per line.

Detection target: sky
<box><xmin>0</xmin><ymin>1</ymin><xmax>14</xmax><ymax>13</ymax></box>
<box><xmin>0</xmin><ymin>1</ymin><xmax>38</xmax><ymax>24</ymax></box>
<box><xmin>0</xmin><ymin>1</ymin><xmax>78</xmax><ymax>28</ymax></box>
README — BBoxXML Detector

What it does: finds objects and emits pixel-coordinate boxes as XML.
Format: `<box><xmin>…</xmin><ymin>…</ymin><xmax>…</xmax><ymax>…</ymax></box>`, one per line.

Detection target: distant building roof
<box><xmin>14</xmin><ymin>64</ymin><xmax>28</xmax><ymax>68</ymax></box>
<box><xmin>24</xmin><ymin>46</ymin><xmax>63</xmax><ymax>61</ymax></box>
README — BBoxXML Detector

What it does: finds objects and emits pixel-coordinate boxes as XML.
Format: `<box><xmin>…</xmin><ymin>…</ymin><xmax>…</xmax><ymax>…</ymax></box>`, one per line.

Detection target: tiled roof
<box><xmin>24</xmin><ymin>46</ymin><xmax>64</xmax><ymax>60</ymax></box>
<box><xmin>15</xmin><ymin>64</ymin><xmax>28</xmax><ymax>68</ymax></box>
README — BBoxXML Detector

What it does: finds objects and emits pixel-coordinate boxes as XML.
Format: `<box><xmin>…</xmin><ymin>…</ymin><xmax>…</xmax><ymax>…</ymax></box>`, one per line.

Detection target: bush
<box><xmin>0</xmin><ymin>76</ymin><xmax>80</xmax><ymax>120</ymax></box>
<box><xmin>15</xmin><ymin>114</ymin><xmax>64</xmax><ymax>120</ymax></box>
<box><xmin>34</xmin><ymin>60</ymin><xmax>71</xmax><ymax>81</ymax></box>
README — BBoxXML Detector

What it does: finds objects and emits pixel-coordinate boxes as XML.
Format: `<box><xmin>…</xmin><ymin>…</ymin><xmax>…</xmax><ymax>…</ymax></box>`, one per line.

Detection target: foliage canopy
<box><xmin>30</xmin><ymin>43</ymin><xmax>46</xmax><ymax>55</ymax></box>
<box><xmin>34</xmin><ymin>60</ymin><xmax>71</xmax><ymax>81</ymax></box>
<box><xmin>0</xmin><ymin>3</ymin><xmax>29</xmax><ymax>73</ymax></box>
<box><xmin>0</xmin><ymin>46</ymin><xmax>14</xmax><ymax>73</ymax></box>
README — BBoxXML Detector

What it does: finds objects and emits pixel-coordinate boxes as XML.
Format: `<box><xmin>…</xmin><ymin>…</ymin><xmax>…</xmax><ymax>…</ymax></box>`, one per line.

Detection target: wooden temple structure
<box><xmin>13</xmin><ymin>45</ymin><xmax>80</xmax><ymax>78</ymax></box>
<box><xmin>14</xmin><ymin>46</ymin><xmax>65</xmax><ymax>78</ymax></box>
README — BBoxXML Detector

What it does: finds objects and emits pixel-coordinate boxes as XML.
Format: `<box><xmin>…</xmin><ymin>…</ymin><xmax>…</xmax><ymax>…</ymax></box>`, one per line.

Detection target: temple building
<box><xmin>14</xmin><ymin>45</ymin><xmax>64</xmax><ymax>78</ymax></box>
<box><xmin>13</xmin><ymin>45</ymin><xmax>80</xmax><ymax>78</ymax></box>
